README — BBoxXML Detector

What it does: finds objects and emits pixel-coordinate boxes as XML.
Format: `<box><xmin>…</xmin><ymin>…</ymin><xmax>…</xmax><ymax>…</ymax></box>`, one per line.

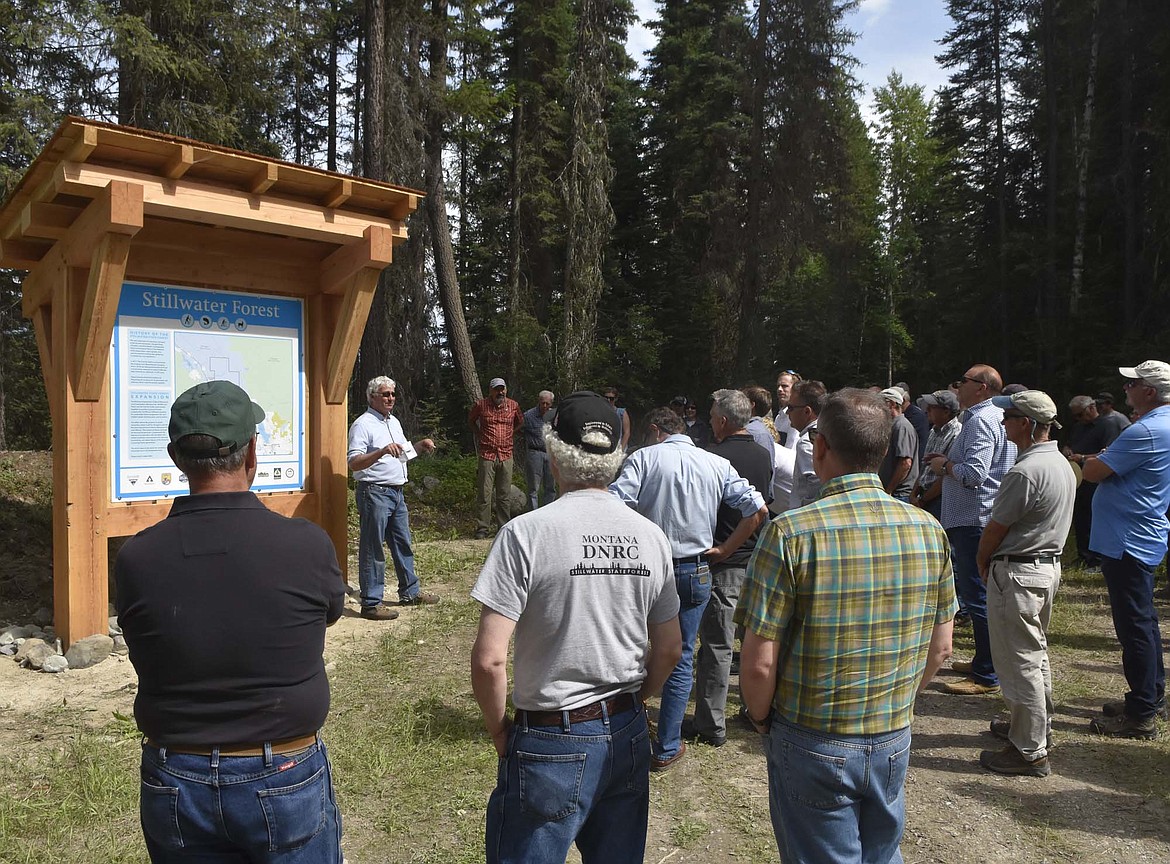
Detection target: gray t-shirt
<box><xmin>879</xmin><ymin>415</ymin><xmax>920</xmax><ymax>499</ymax></box>
<box><xmin>471</xmin><ymin>489</ymin><xmax>679</xmax><ymax>711</ymax></box>
<box><xmin>990</xmin><ymin>441</ymin><xmax>1076</xmax><ymax>557</ymax></box>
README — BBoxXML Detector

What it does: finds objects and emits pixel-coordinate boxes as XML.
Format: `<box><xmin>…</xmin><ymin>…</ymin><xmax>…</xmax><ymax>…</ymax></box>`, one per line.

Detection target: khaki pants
<box><xmin>476</xmin><ymin>456</ymin><xmax>513</xmax><ymax>533</ymax></box>
<box><xmin>986</xmin><ymin>559</ymin><xmax>1060</xmax><ymax>760</ymax></box>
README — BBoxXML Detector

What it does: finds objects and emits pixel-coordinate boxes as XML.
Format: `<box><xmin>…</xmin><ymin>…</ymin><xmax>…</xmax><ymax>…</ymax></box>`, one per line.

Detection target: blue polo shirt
<box><xmin>1090</xmin><ymin>404</ymin><xmax>1170</xmax><ymax>566</ymax></box>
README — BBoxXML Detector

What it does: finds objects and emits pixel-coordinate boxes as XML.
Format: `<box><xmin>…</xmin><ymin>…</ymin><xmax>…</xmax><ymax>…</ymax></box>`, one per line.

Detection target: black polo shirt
<box><xmin>708</xmin><ymin>433</ymin><xmax>774</xmax><ymax>567</ymax></box>
<box><xmin>115</xmin><ymin>491</ymin><xmax>345</xmax><ymax>746</ymax></box>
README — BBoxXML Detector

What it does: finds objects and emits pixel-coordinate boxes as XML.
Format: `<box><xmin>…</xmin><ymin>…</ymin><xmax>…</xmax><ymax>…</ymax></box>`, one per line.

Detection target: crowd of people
<box><xmin>108</xmin><ymin>359</ymin><xmax>1170</xmax><ymax>864</ymax></box>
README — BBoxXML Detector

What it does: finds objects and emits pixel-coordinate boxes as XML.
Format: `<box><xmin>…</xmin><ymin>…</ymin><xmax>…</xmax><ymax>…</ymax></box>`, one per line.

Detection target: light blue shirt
<box><xmin>1091</xmin><ymin>404</ymin><xmax>1170</xmax><ymax>566</ymax></box>
<box><xmin>609</xmin><ymin>434</ymin><xmax>765</xmax><ymax>557</ymax></box>
<box><xmin>744</xmin><ymin>417</ymin><xmax>777</xmax><ymax>477</ymax></box>
<box><xmin>347</xmin><ymin>407</ymin><xmax>410</xmax><ymax>485</ymax></box>
<box><xmin>940</xmin><ymin>399</ymin><xmax>1017</xmax><ymax>529</ymax></box>
<box><xmin>788</xmin><ymin>418</ymin><xmax>820</xmax><ymax>510</ymax></box>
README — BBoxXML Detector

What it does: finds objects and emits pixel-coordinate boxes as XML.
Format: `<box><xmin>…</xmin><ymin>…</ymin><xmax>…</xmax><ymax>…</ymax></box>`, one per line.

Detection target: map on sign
<box><xmin>110</xmin><ymin>282</ymin><xmax>305</xmax><ymax>502</ymax></box>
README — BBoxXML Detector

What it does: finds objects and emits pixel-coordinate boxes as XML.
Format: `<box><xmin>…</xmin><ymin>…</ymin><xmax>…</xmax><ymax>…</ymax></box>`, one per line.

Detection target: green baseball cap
<box><xmin>169</xmin><ymin>381</ymin><xmax>265</xmax><ymax>457</ymax></box>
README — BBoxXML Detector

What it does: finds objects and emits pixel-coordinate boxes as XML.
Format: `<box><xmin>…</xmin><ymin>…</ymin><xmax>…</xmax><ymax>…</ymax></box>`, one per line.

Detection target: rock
<box><xmin>108</xmin><ymin>616</ymin><xmax>122</xmax><ymax>636</ymax></box>
<box><xmin>0</xmin><ymin>644</ymin><xmax>16</xmax><ymax>656</ymax></box>
<box><xmin>2</xmin><ymin>625</ymin><xmax>33</xmax><ymax>641</ymax></box>
<box><xmin>22</xmin><ymin>642</ymin><xmax>56</xmax><ymax>670</ymax></box>
<box><xmin>504</xmin><ymin>485</ymin><xmax>528</xmax><ymax>521</ymax></box>
<box><xmin>65</xmin><ymin>634</ymin><xmax>115</xmax><ymax>669</ymax></box>
<box><xmin>31</xmin><ymin>607</ymin><xmax>53</xmax><ymax>627</ymax></box>
<box><xmin>112</xmin><ymin>634</ymin><xmax>129</xmax><ymax>655</ymax></box>
<box><xmin>421</xmin><ymin>475</ymin><xmax>441</xmax><ymax>491</ymax></box>
<box><xmin>0</xmin><ymin>631</ymin><xmax>13</xmax><ymax>646</ymax></box>
<box><xmin>41</xmin><ymin>654</ymin><xmax>69</xmax><ymax>673</ymax></box>
<box><xmin>14</xmin><ymin>637</ymin><xmax>46</xmax><ymax>663</ymax></box>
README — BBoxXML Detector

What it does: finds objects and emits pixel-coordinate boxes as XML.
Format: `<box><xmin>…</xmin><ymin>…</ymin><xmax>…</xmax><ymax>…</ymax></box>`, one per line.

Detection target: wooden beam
<box><xmin>17</xmin><ymin>202</ymin><xmax>82</xmax><ymax>241</ymax></box>
<box><xmin>62</xmin><ymin>179</ymin><xmax>144</xmax><ymax>267</ymax></box>
<box><xmin>105</xmin><ymin>492</ymin><xmax>320</xmax><ymax>537</ymax></box>
<box><xmin>248</xmin><ymin>163</ymin><xmax>278</xmax><ymax>194</ymax></box>
<box><xmin>126</xmin><ymin>245</ymin><xmax>319</xmax><ymax>297</ymax></box>
<box><xmin>319</xmin><ymin>225</ymin><xmax>394</xmax><ymax>295</ymax></box>
<box><xmin>0</xmin><ymin>237</ymin><xmax>51</xmax><ymax>269</ymax></box>
<box><xmin>306</xmin><ymin>292</ymin><xmax>350</xmax><ymax>579</ymax></box>
<box><xmin>324</xmin><ymin>268</ymin><xmax>380</xmax><ymax>403</ymax></box>
<box><xmin>55</xmin><ymin>162</ymin><xmax>403</xmax><ymax>245</ymax></box>
<box><xmin>322</xmin><ymin>178</ymin><xmax>352</xmax><ymax>209</ymax></box>
<box><xmin>30</xmin><ymin>286</ymin><xmax>57</xmax><ymax>427</ymax></box>
<box><xmin>67</xmin><ymin>125</ymin><xmax>98</xmax><ymax>163</ymax></box>
<box><xmin>74</xmin><ymin>232</ymin><xmax>132</xmax><ymax>400</ymax></box>
<box><xmin>163</xmin><ymin>144</ymin><xmax>195</xmax><ymax>180</ymax></box>
<box><xmin>389</xmin><ymin>193</ymin><xmax>419</xmax><ymax>221</ymax></box>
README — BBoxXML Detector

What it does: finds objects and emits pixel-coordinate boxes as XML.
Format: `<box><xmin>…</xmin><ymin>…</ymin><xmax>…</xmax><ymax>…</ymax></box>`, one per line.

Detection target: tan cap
<box><xmin>1119</xmin><ymin>361</ymin><xmax>1170</xmax><ymax>399</ymax></box>
<box><xmin>992</xmin><ymin>390</ymin><xmax>1061</xmax><ymax>430</ymax></box>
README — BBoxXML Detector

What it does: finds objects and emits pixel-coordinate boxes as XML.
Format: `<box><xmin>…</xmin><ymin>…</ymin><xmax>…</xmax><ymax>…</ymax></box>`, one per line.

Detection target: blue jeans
<box><xmin>767</xmin><ymin>718</ymin><xmax>910</xmax><ymax>864</ymax></box>
<box><xmin>654</xmin><ymin>561</ymin><xmax>712</xmax><ymax>759</ymax></box>
<box><xmin>139</xmin><ymin>738</ymin><xmax>341</xmax><ymax>863</ymax></box>
<box><xmin>946</xmin><ymin>525</ymin><xmax>997</xmax><ymax>685</ymax></box>
<box><xmin>1102</xmin><ymin>553</ymin><xmax>1166</xmax><ymax>718</ymax></box>
<box><xmin>524</xmin><ymin>449</ymin><xmax>556</xmax><ymax>510</ymax></box>
<box><xmin>356</xmin><ymin>481</ymin><xmax>419</xmax><ymax>606</ymax></box>
<box><xmin>486</xmin><ymin>702</ymin><xmax>650</xmax><ymax>864</ymax></box>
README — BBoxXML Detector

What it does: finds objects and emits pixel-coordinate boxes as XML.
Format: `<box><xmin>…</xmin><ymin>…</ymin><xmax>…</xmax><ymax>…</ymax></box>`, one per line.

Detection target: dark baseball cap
<box><xmin>550</xmin><ymin>390</ymin><xmax>620</xmax><ymax>454</ymax></box>
<box><xmin>169</xmin><ymin>381</ymin><xmax>265</xmax><ymax>457</ymax></box>
<box><xmin>922</xmin><ymin>389</ymin><xmax>960</xmax><ymax>413</ymax></box>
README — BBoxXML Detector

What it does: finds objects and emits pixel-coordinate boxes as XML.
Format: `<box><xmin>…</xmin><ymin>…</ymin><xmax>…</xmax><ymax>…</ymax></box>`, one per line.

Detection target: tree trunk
<box><xmin>1069</xmin><ymin>0</ymin><xmax>1100</xmax><ymax>316</ymax></box>
<box><xmin>427</xmin><ymin>0</ymin><xmax>481</xmax><ymax>404</ymax></box>
<box><xmin>993</xmin><ymin>0</ymin><xmax>1009</xmax><ymax>370</ymax></box>
<box><xmin>363</xmin><ymin>0</ymin><xmax>386</xmax><ymax>181</ymax></box>
<box><xmin>327</xmin><ymin>0</ymin><xmax>339</xmax><ymax>172</ymax></box>
<box><xmin>558</xmin><ymin>0</ymin><xmax>615</xmax><ymax>393</ymax></box>
<box><xmin>736</xmin><ymin>0</ymin><xmax>768</xmax><ymax>380</ymax></box>
<box><xmin>1120</xmin><ymin>0</ymin><xmax>1138</xmax><ymax>332</ymax></box>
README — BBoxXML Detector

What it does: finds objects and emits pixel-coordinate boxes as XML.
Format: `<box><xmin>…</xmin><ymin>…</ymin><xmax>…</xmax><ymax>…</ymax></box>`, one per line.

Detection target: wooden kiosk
<box><xmin>0</xmin><ymin>118</ymin><xmax>420</xmax><ymax>649</ymax></box>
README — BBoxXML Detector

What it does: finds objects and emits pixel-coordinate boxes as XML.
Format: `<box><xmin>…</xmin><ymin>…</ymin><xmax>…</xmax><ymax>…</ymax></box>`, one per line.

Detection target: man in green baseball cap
<box><xmin>116</xmin><ymin>379</ymin><xmax>347</xmax><ymax>861</ymax></box>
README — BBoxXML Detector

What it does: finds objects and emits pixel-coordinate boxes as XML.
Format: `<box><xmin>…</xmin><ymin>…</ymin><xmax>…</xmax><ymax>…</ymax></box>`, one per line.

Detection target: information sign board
<box><xmin>110</xmin><ymin>282</ymin><xmax>305</xmax><ymax>501</ymax></box>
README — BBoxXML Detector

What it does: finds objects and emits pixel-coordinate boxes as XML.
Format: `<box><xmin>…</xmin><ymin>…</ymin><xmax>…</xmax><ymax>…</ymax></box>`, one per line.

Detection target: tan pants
<box><xmin>986</xmin><ymin>559</ymin><xmax>1060</xmax><ymax>760</ymax></box>
<box><xmin>476</xmin><ymin>456</ymin><xmax>513</xmax><ymax>533</ymax></box>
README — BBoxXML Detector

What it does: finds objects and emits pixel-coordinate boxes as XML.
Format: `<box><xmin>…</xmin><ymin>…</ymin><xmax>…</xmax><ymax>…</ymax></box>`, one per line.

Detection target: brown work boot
<box><xmin>1089</xmin><ymin>713</ymin><xmax>1158</xmax><ymax>739</ymax></box>
<box><xmin>979</xmin><ymin>745</ymin><xmax>1051</xmax><ymax>777</ymax></box>
<box><xmin>941</xmin><ymin>677</ymin><xmax>1000</xmax><ymax>696</ymax></box>
<box><xmin>360</xmin><ymin>605</ymin><xmax>400</xmax><ymax>621</ymax></box>
<box><xmin>399</xmin><ymin>592</ymin><xmax>441</xmax><ymax>606</ymax></box>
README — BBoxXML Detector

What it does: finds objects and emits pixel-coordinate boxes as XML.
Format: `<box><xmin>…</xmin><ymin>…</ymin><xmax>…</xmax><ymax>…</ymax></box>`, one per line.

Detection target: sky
<box><xmin>626</xmin><ymin>0</ymin><xmax>953</xmax><ymax>123</ymax></box>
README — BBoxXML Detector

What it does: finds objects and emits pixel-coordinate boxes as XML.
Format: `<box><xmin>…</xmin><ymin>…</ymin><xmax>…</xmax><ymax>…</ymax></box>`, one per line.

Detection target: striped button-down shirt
<box><xmin>940</xmin><ymin>398</ymin><xmax>1016</xmax><ymax>529</ymax></box>
<box><xmin>737</xmin><ymin>473</ymin><xmax>956</xmax><ymax>734</ymax></box>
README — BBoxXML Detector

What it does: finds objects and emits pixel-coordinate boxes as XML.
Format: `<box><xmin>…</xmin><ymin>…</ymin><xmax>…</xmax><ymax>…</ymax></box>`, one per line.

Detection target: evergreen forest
<box><xmin>2</xmin><ymin>0</ymin><xmax>1168</xmax><ymax>447</ymax></box>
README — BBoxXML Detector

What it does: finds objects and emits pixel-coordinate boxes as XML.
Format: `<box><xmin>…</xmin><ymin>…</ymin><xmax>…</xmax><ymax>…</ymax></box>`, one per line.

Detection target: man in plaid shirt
<box><xmin>738</xmin><ymin>388</ymin><xmax>956</xmax><ymax>864</ymax></box>
<box><xmin>469</xmin><ymin>378</ymin><xmax>524</xmax><ymax>539</ymax></box>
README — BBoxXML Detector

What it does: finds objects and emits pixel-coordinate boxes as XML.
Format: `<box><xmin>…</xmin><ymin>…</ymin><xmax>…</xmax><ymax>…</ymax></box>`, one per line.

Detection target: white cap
<box><xmin>1119</xmin><ymin>361</ymin><xmax>1170</xmax><ymax>399</ymax></box>
<box><xmin>489</xmin><ymin>377</ymin><xmax>507</xmax><ymax>390</ymax></box>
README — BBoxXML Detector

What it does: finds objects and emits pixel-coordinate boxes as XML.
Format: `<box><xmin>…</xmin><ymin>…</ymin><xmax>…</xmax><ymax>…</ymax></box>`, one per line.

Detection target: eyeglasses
<box><xmin>377</xmin><ymin>391</ymin><xmax>395</xmax><ymax>398</ymax></box>
<box><xmin>786</xmin><ymin>403</ymin><xmax>808</xmax><ymax>412</ymax></box>
<box><xmin>1122</xmin><ymin>379</ymin><xmax>1149</xmax><ymax>390</ymax></box>
<box><xmin>603</xmin><ymin>395</ymin><xmax>617</xmax><ymax>402</ymax></box>
<box><xmin>952</xmin><ymin>376</ymin><xmax>983</xmax><ymax>388</ymax></box>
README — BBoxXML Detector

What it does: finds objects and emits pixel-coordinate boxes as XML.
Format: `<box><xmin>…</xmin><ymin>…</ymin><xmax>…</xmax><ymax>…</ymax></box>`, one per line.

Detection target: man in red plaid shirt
<box><xmin>470</xmin><ymin>377</ymin><xmax>524</xmax><ymax>538</ymax></box>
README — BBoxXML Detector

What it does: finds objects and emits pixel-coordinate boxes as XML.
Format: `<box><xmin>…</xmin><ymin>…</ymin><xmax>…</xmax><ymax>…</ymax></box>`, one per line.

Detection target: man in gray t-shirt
<box><xmin>974</xmin><ymin>390</ymin><xmax>1074</xmax><ymax>778</ymax></box>
<box><xmin>470</xmin><ymin>391</ymin><xmax>682</xmax><ymax>864</ymax></box>
<box><xmin>879</xmin><ymin>388</ymin><xmax>920</xmax><ymax>501</ymax></box>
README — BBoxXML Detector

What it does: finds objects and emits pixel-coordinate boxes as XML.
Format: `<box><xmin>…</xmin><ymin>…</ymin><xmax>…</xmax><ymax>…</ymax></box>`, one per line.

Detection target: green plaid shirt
<box><xmin>737</xmin><ymin>473</ymin><xmax>956</xmax><ymax>734</ymax></box>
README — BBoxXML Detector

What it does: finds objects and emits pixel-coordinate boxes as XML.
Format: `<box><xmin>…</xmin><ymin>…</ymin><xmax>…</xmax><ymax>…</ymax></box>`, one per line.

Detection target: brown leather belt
<box><xmin>517</xmin><ymin>692</ymin><xmax>638</xmax><ymax>727</ymax></box>
<box><xmin>144</xmin><ymin>732</ymin><xmax>318</xmax><ymax>757</ymax></box>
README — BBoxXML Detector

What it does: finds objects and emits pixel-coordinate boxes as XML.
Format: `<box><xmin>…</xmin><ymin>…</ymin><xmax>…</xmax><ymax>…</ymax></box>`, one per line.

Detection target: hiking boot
<box><xmin>399</xmin><ymin>592</ymin><xmax>441</xmax><ymax>606</ymax></box>
<box><xmin>1102</xmin><ymin>699</ymin><xmax>1168</xmax><ymax>720</ymax></box>
<box><xmin>979</xmin><ymin>745</ymin><xmax>1051</xmax><ymax>777</ymax></box>
<box><xmin>681</xmin><ymin>717</ymin><xmax>726</xmax><ymax>748</ymax></box>
<box><xmin>1089</xmin><ymin>713</ymin><xmax>1158</xmax><ymax>739</ymax></box>
<box><xmin>360</xmin><ymin>605</ymin><xmax>400</xmax><ymax>621</ymax></box>
<box><xmin>989</xmin><ymin>717</ymin><xmax>1052</xmax><ymax>751</ymax></box>
<box><xmin>941</xmin><ymin>677</ymin><xmax>1000</xmax><ymax>696</ymax></box>
<box><xmin>950</xmin><ymin>659</ymin><xmax>973</xmax><ymax>674</ymax></box>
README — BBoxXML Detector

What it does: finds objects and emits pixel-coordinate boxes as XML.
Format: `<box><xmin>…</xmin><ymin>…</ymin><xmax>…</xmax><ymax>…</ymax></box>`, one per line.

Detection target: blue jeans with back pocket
<box><xmin>654</xmin><ymin>561</ymin><xmax>712</xmax><ymax>760</ymax></box>
<box><xmin>138</xmin><ymin>738</ymin><xmax>342</xmax><ymax>863</ymax></box>
<box><xmin>485</xmin><ymin>702</ymin><xmax>651</xmax><ymax>863</ymax></box>
<box><xmin>766</xmin><ymin>718</ymin><xmax>911</xmax><ymax>864</ymax></box>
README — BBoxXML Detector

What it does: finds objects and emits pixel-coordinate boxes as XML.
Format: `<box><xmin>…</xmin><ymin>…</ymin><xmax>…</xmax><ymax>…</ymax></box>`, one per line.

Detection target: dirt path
<box><xmin>3</xmin><ymin>540</ymin><xmax>1169</xmax><ymax>862</ymax></box>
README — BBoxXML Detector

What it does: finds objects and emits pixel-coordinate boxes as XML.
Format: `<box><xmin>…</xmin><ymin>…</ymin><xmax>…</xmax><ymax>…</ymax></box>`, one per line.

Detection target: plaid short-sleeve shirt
<box><xmin>737</xmin><ymin>473</ymin><xmax>956</xmax><ymax>734</ymax></box>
